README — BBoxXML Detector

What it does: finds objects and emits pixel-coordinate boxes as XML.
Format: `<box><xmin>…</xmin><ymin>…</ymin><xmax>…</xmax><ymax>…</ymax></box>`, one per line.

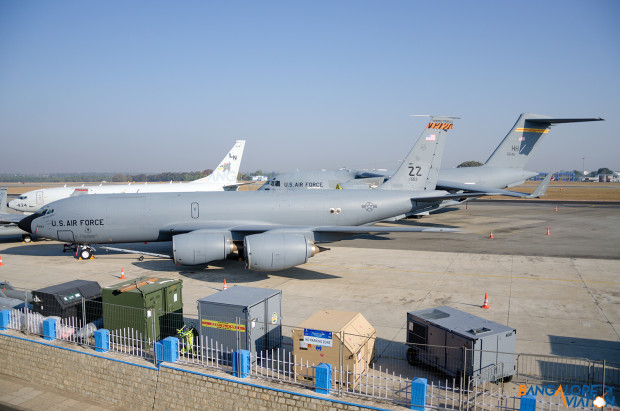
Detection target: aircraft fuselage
<box><xmin>20</xmin><ymin>189</ymin><xmax>446</xmax><ymax>244</ymax></box>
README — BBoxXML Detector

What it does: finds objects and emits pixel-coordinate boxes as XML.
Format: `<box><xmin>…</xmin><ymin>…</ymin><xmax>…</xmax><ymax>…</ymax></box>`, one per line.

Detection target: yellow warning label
<box><xmin>201</xmin><ymin>319</ymin><xmax>246</xmax><ymax>332</ymax></box>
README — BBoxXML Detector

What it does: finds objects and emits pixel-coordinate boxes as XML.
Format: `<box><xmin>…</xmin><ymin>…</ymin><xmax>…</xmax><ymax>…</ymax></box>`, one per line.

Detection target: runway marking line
<box><xmin>304</xmin><ymin>263</ymin><xmax>620</xmax><ymax>285</ymax></box>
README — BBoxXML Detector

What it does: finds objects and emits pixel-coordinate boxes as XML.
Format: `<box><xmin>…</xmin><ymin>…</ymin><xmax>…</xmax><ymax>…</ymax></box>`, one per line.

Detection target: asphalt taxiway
<box><xmin>1</xmin><ymin>201</ymin><xmax>618</xmax><ymax>356</ymax></box>
<box><xmin>0</xmin><ymin>201</ymin><xmax>618</xmax><ymax>409</ymax></box>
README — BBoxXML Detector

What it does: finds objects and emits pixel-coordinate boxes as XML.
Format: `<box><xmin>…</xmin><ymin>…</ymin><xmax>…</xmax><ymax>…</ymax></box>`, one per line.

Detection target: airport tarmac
<box><xmin>0</xmin><ymin>201</ymin><xmax>619</xmax><ymax>409</ymax></box>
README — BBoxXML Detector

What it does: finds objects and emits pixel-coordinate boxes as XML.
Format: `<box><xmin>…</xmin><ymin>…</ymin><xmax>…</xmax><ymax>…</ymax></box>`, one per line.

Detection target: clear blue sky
<box><xmin>1</xmin><ymin>0</ymin><xmax>619</xmax><ymax>175</ymax></box>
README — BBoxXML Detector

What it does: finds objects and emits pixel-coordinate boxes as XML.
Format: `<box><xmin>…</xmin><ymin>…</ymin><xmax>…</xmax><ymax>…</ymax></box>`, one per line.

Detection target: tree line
<box><xmin>0</xmin><ymin>170</ymin><xmax>276</xmax><ymax>183</ymax></box>
<box><xmin>0</xmin><ymin>166</ymin><xmax>613</xmax><ymax>183</ymax></box>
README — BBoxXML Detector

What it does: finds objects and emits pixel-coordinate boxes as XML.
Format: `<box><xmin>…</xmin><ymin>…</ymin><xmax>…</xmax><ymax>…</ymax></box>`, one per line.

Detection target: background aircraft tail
<box><xmin>191</xmin><ymin>140</ymin><xmax>246</xmax><ymax>186</ymax></box>
<box><xmin>0</xmin><ymin>189</ymin><xmax>7</xmax><ymax>213</ymax></box>
<box><xmin>378</xmin><ymin>116</ymin><xmax>458</xmax><ymax>191</ymax></box>
<box><xmin>484</xmin><ymin>113</ymin><xmax>603</xmax><ymax>168</ymax></box>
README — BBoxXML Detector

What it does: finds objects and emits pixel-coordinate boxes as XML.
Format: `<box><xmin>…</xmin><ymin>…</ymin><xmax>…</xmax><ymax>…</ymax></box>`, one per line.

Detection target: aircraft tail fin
<box><xmin>378</xmin><ymin>116</ymin><xmax>458</xmax><ymax>191</ymax></box>
<box><xmin>0</xmin><ymin>189</ymin><xmax>7</xmax><ymax>213</ymax></box>
<box><xmin>484</xmin><ymin>114</ymin><xmax>604</xmax><ymax>168</ymax></box>
<box><xmin>191</xmin><ymin>140</ymin><xmax>246</xmax><ymax>186</ymax></box>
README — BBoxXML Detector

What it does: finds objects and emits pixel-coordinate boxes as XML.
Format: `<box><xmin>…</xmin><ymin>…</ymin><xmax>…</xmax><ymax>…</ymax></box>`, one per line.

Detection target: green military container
<box><xmin>101</xmin><ymin>276</ymin><xmax>183</xmax><ymax>341</ymax></box>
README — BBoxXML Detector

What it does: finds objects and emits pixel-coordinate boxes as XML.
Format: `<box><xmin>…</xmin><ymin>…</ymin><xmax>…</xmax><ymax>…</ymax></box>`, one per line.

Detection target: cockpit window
<box><xmin>18</xmin><ymin>195</ymin><xmax>27</xmax><ymax>200</ymax></box>
<box><xmin>37</xmin><ymin>208</ymin><xmax>54</xmax><ymax>216</ymax></box>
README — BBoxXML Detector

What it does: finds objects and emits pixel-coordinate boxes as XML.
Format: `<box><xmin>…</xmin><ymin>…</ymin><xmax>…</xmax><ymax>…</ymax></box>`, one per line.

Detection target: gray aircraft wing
<box><xmin>0</xmin><ymin>214</ymin><xmax>24</xmax><ymax>224</ymax></box>
<box><xmin>437</xmin><ymin>173</ymin><xmax>552</xmax><ymax>199</ymax></box>
<box><xmin>355</xmin><ymin>170</ymin><xmax>391</xmax><ymax>179</ymax></box>
<box><xmin>158</xmin><ymin>222</ymin><xmax>459</xmax><ymax>237</ymax></box>
<box><xmin>0</xmin><ymin>189</ymin><xmax>25</xmax><ymax>224</ymax></box>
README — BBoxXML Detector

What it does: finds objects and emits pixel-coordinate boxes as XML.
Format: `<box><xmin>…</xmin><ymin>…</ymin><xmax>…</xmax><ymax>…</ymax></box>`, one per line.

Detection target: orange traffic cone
<box><xmin>489</xmin><ymin>231</ymin><xmax>494</xmax><ymax>239</ymax></box>
<box><xmin>120</xmin><ymin>268</ymin><xmax>126</xmax><ymax>279</ymax></box>
<box><xmin>481</xmin><ymin>293</ymin><xmax>490</xmax><ymax>309</ymax></box>
<box><xmin>546</xmin><ymin>227</ymin><xmax>550</xmax><ymax>236</ymax></box>
<box><xmin>223</xmin><ymin>279</ymin><xmax>228</xmax><ymax>290</ymax></box>
<box><xmin>0</xmin><ymin>255</ymin><xmax>3</xmax><ymax>266</ymax></box>
<box><xmin>554</xmin><ymin>205</ymin><xmax>558</xmax><ymax>212</ymax></box>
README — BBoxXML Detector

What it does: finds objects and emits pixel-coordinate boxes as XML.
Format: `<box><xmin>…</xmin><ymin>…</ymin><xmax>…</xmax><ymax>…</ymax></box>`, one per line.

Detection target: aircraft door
<box><xmin>57</xmin><ymin>230</ymin><xmax>74</xmax><ymax>242</ymax></box>
<box><xmin>36</xmin><ymin>191</ymin><xmax>43</xmax><ymax>205</ymax></box>
<box><xmin>191</xmin><ymin>202</ymin><xmax>199</xmax><ymax>219</ymax></box>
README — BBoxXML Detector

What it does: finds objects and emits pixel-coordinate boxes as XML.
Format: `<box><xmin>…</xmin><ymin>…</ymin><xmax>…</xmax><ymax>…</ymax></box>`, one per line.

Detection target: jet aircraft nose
<box><xmin>17</xmin><ymin>214</ymin><xmax>36</xmax><ymax>233</ymax></box>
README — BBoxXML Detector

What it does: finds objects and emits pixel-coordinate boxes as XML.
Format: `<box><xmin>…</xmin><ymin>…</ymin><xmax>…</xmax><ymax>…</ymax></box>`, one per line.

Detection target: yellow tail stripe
<box><xmin>516</xmin><ymin>128</ymin><xmax>549</xmax><ymax>133</ymax></box>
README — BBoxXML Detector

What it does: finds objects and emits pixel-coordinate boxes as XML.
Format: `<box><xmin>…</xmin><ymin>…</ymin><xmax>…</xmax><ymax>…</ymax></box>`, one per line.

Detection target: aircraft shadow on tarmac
<box><xmin>0</xmin><ymin>241</ymin><xmax>75</xmax><ymax>258</ymax></box>
<box><xmin>131</xmin><ymin>258</ymin><xmax>341</xmax><ymax>283</ymax></box>
<box><xmin>548</xmin><ymin>335</ymin><xmax>620</xmax><ymax>363</ymax></box>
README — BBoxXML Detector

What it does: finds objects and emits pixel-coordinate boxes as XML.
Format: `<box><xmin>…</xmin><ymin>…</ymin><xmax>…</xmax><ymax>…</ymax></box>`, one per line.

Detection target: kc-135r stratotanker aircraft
<box><xmin>19</xmin><ymin>116</ymin><xmax>490</xmax><ymax>271</ymax></box>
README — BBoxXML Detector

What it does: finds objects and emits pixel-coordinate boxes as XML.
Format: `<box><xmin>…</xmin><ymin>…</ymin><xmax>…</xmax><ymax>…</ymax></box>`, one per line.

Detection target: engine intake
<box><xmin>244</xmin><ymin>233</ymin><xmax>319</xmax><ymax>271</ymax></box>
<box><xmin>173</xmin><ymin>232</ymin><xmax>235</xmax><ymax>265</ymax></box>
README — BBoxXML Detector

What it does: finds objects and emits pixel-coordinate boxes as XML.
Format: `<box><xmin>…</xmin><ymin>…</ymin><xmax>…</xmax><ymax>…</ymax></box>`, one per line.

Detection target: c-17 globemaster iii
<box><xmin>18</xmin><ymin>116</ymin><xmax>491</xmax><ymax>271</ymax></box>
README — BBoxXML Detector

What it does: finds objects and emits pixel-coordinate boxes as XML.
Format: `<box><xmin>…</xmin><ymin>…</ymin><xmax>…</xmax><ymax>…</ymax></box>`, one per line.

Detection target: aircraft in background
<box><xmin>259</xmin><ymin>114</ymin><xmax>603</xmax><ymax>200</ymax></box>
<box><xmin>0</xmin><ymin>189</ymin><xmax>33</xmax><ymax>241</ymax></box>
<box><xmin>8</xmin><ymin>140</ymin><xmax>246</xmax><ymax>214</ymax></box>
<box><xmin>19</xmin><ymin>116</ymin><xmax>493</xmax><ymax>269</ymax></box>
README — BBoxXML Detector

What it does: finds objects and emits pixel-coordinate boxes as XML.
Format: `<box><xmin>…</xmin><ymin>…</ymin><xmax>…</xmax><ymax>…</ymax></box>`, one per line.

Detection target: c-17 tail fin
<box><xmin>191</xmin><ymin>140</ymin><xmax>246</xmax><ymax>186</ymax></box>
<box><xmin>484</xmin><ymin>114</ymin><xmax>604</xmax><ymax>168</ymax></box>
<box><xmin>378</xmin><ymin>116</ymin><xmax>458</xmax><ymax>191</ymax></box>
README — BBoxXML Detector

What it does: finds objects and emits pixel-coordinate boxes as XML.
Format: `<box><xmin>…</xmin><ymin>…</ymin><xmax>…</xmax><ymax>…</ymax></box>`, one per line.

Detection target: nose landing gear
<box><xmin>78</xmin><ymin>245</ymin><xmax>95</xmax><ymax>260</ymax></box>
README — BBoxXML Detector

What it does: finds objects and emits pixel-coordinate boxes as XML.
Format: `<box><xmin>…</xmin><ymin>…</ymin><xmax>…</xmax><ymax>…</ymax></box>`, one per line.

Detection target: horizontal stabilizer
<box><xmin>527</xmin><ymin>117</ymin><xmax>604</xmax><ymax>124</ymax></box>
<box><xmin>484</xmin><ymin>113</ymin><xmax>604</xmax><ymax>169</ymax></box>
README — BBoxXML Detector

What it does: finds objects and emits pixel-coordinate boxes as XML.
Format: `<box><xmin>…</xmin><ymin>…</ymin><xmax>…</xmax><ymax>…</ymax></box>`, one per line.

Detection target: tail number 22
<box><xmin>408</xmin><ymin>166</ymin><xmax>422</xmax><ymax>180</ymax></box>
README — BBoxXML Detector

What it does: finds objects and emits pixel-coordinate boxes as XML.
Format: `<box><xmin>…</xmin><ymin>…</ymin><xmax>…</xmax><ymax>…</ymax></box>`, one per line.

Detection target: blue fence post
<box><xmin>162</xmin><ymin>337</ymin><xmax>179</xmax><ymax>363</ymax></box>
<box><xmin>42</xmin><ymin>318</ymin><xmax>57</xmax><ymax>341</ymax></box>
<box><xmin>0</xmin><ymin>310</ymin><xmax>10</xmax><ymax>330</ymax></box>
<box><xmin>232</xmin><ymin>349</ymin><xmax>250</xmax><ymax>378</ymax></box>
<box><xmin>94</xmin><ymin>329</ymin><xmax>109</xmax><ymax>352</ymax></box>
<box><xmin>155</xmin><ymin>341</ymin><xmax>163</xmax><ymax>365</ymax></box>
<box><xmin>410</xmin><ymin>377</ymin><xmax>427</xmax><ymax>410</ymax></box>
<box><xmin>520</xmin><ymin>394</ymin><xmax>536</xmax><ymax>411</ymax></box>
<box><xmin>315</xmin><ymin>363</ymin><xmax>332</xmax><ymax>395</ymax></box>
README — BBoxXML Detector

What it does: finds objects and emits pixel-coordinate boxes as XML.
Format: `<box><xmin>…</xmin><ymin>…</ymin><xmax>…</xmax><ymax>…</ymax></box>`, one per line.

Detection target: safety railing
<box><xmin>1</xmin><ymin>301</ymin><xmax>617</xmax><ymax>410</ymax></box>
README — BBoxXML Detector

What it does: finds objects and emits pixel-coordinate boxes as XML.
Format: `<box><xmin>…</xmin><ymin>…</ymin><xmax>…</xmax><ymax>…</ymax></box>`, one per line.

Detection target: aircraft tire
<box><xmin>22</xmin><ymin>234</ymin><xmax>32</xmax><ymax>243</ymax></box>
<box><xmin>80</xmin><ymin>248</ymin><xmax>93</xmax><ymax>260</ymax></box>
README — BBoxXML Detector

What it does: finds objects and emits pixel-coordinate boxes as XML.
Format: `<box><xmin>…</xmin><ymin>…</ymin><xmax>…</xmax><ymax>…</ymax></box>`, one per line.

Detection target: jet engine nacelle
<box><xmin>244</xmin><ymin>233</ymin><xmax>319</xmax><ymax>271</ymax></box>
<box><xmin>172</xmin><ymin>232</ymin><xmax>235</xmax><ymax>265</ymax></box>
